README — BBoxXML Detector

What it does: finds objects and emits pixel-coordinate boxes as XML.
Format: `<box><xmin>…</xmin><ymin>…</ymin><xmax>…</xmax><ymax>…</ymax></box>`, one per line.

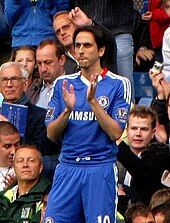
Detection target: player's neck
<box><xmin>81</xmin><ymin>65</ymin><xmax>103</xmax><ymax>81</ymax></box>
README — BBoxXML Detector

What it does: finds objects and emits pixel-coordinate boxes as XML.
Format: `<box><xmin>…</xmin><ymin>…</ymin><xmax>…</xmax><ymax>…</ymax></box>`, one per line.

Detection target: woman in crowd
<box><xmin>9</xmin><ymin>46</ymin><xmax>39</xmax><ymax>87</ymax></box>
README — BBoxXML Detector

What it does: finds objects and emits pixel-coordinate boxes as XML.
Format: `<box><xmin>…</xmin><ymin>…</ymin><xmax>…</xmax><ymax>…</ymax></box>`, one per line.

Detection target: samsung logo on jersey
<box><xmin>69</xmin><ymin>111</ymin><xmax>97</xmax><ymax>121</ymax></box>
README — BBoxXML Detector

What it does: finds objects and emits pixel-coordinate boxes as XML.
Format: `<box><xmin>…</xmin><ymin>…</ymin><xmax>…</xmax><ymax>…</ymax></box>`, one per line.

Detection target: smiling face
<box><xmin>0</xmin><ymin>65</ymin><xmax>28</xmax><ymax>103</ymax></box>
<box><xmin>53</xmin><ymin>13</ymin><xmax>76</xmax><ymax>48</ymax></box>
<box><xmin>14</xmin><ymin>147</ymin><xmax>43</xmax><ymax>183</ymax></box>
<box><xmin>74</xmin><ymin>31</ymin><xmax>105</xmax><ymax>70</ymax></box>
<box><xmin>127</xmin><ymin>115</ymin><xmax>155</xmax><ymax>153</ymax></box>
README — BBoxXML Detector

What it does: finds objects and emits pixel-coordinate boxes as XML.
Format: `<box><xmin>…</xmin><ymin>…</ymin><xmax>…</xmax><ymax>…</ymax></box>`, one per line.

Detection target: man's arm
<box><xmin>4</xmin><ymin>0</ymin><xmax>22</xmax><ymax>27</ymax></box>
<box><xmin>47</xmin><ymin>80</ymin><xmax>76</xmax><ymax>142</ymax></box>
<box><xmin>89</xmin><ymin>99</ymin><xmax>123</xmax><ymax>141</ymax></box>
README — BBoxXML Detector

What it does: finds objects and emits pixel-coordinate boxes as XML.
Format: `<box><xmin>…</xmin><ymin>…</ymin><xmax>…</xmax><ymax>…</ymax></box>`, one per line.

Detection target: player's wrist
<box><xmin>88</xmin><ymin>97</ymin><xmax>97</xmax><ymax>105</ymax></box>
<box><xmin>65</xmin><ymin>107</ymin><xmax>73</xmax><ymax>113</ymax></box>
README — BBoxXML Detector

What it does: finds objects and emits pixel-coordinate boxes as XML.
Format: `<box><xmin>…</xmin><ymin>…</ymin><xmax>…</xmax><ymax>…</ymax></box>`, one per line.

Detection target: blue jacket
<box><xmin>4</xmin><ymin>0</ymin><xmax>70</xmax><ymax>47</ymax></box>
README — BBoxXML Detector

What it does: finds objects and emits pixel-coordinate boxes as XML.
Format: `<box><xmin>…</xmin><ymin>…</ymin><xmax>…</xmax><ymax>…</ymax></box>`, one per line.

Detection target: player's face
<box><xmin>36</xmin><ymin>44</ymin><xmax>65</xmax><ymax>84</ymax></box>
<box><xmin>0</xmin><ymin>133</ymin><xmax>20</xmax><ymax>167</ymax></box>
<box><xmin>127</xmin><ymin>115</ymin><xmax>155</xmax><ymax>152</ymax></box>
<box><xmin>74</xmin><ymin>31</ymin><xmax>104</xmax><ymax>70</ymax></box>
<box><xmin>53</xmin><ymin>13</ymin><xmax>76</xmax><ymax>48</ymax></box>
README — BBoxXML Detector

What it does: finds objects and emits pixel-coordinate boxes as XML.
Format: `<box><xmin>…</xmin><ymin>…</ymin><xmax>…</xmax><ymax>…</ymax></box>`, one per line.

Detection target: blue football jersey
<box><xmin>46</xmin><ymin>71</ymin><xmax>131</xmax><ymax>162</ymax></box>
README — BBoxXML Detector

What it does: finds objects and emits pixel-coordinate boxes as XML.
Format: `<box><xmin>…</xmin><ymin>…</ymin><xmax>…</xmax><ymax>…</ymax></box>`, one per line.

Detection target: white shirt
<box><xmin>0</xmin><ymin>167</ymin><xmax>15</xmax><ymax>191</ymax></box>
<box><xmin>36</xmin><ymin>79</ymin><xmax>58</xmax><ymax>109</ymax></box>
<box><xmin>162</xmin><ymin>26</ymin><xmax>170</xmax><ymax>81</ymax></box>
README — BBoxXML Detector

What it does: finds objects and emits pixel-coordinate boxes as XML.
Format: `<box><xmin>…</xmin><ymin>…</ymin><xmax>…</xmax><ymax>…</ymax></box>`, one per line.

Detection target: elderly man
<box><xmin>26</xmin><ymin>39</ymin><xmax>66</xmax><ymax>109</ymax></box>
<box><xmin>0</xmin><ymin>121</ymin><xmax>20</xmax><ymax>191</ymax></box>
<box><xmin>0</xmin><ymin>145</ymin><xmax>51</xmax><ymax>222</ymax></box>
<box><xmin>0</xmin><ymin>61</ymin><xmax>54</xmax><ymax>155</ymax></box>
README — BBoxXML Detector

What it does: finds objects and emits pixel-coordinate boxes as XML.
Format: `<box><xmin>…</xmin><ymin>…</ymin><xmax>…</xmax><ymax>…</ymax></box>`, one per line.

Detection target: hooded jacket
<box><xmin>0</xmin><ymin>175</ymin><xmax>51</xmax><ymax>223</ymax></box>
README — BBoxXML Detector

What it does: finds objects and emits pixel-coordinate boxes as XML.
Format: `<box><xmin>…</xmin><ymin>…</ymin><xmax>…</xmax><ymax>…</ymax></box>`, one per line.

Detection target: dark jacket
<box><xmin>2</xmin><ymin>94</ymin><xmax>60</xmax><ymax>155</ymax></box>
<box><xmin>24</xmin><ymin>101</ymin><xmax>61</xmax><ymax>156</ymax></box>
<box><xmin>133</xmin><ymin>10</ymin><xmax>155</xmax><ymax>72</ymax></box>
<box><xmin>24</xmin><ymin>101</ymin><xmax>49</xmax><ymax>154</ymax></box>
<box><xmin>117</xmin><ymin>141</ymin><xmax>170</xmax><ymax>205</ymax></box>
<box><xmin>0</xmin><ymin>175</ymin><xmax>51</xmax><ymax>223</ymax></box>
<box><xmin>64</xmin><ymin>54</ymin><xmax>80</xmax><ymax>75</ymax></box>
<box><xmin>71</xmin><ymin>0</ymin><xmax>134</xmax><ymax>35</ymax></box>
<box><xmin>151</xmin><ymin>99</ymin><xmax>169</xmax><ymax>143</ymax></box>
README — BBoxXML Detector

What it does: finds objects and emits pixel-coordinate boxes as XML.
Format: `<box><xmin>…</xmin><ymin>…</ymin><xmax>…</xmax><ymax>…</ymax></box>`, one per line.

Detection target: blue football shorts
<box><xmin>44</xmin><ymin>162</ymin><xmax>118</xmax><ymax>223</ymax></box>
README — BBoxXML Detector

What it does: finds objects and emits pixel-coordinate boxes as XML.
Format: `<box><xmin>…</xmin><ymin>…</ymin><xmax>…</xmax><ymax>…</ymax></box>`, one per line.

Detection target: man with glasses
<box><xmin>53</xmin><ymin>10</ymin><xmax>84</xmax><ymax>74</ymax></box>
<box><xmin>53</xmin><ymin>7</ymin><xmax>117</xmax><ymax>75</ymax></box>
<box><xmin>0</xmin><ymin>61</ymin><xmax>53</xmax><ymax>155</ymax></box>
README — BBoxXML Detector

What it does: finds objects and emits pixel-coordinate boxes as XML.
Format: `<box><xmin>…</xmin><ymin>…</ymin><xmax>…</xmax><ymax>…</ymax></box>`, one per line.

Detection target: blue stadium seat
<box><xmin>133</xmin><ymin>72</ymin><xmax>156</xmax><ymax>102</ymax></box>
<box><xmin>138</xmin><ymin>97</ymin><xmax>153</xmax><ymax>107</ymax></box>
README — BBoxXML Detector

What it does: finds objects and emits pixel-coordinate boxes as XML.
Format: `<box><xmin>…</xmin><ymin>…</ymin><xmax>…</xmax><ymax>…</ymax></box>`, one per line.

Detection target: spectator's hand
<box><xmin>62</xmin><ymin>80</ymin><xmax>76</xmax><ymax>111</ymax></box>
<box><xmin>161</xmin><ymin>79</ymin><xmax>170</xmax><ymax>99</ymax></box>
<box><xmin>69</xmin><ymin>7</ymin><xmax>92</xmax><ymax>26</ymax></box>
<box><xmin>155</xmin><ymin>124</ymin><xmax>168</xmax><ymax>144</ymax></box>
<box><xmin>87</xmin><ymin>73</ymin><xmax>98</xmax><ymax>103</ymax></box>
<box><xmin>136</xmin><ymin>48</ymin><xmax>154</xmax><ymax>65</ymax></box>
<box><xmin>3</xmin><ymin>173</ymin><xmax>16</xmax><ymax>189</ymax></box>
<box><xmin>149</xmin><ymin>71</ymin><xmax>165</xmax><ymax>99</ymax></box>
<box><xmin>142</xmin><ymin>11</ymin><xmax>152</xmax><ymax>20</ymax></box>
<box><xmin>0</xmin><ymin>114</ymin><xmax>9</xmax><ymax>122</ymax></box>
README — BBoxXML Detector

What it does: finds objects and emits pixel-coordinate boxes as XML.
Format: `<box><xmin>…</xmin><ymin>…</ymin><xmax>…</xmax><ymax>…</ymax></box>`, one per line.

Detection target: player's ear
<box><xmin>98</xmin><ymin>46</ymin><xmax>105</xmax><ymax>58</ymax></box>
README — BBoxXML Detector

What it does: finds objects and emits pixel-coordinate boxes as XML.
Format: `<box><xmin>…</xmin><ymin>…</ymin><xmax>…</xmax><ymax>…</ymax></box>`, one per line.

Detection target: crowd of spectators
<box><xmin>0</xmin><ymin>0</ymin><xmax>169</xmax><ymax>222</ymax></box>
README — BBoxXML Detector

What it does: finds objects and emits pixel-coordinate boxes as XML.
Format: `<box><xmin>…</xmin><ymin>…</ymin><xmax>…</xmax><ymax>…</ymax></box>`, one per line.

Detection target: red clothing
<box><xmin>149</xmin><ymin>0</ymin><xmax>170</xmax><ymax>48</ymax></box>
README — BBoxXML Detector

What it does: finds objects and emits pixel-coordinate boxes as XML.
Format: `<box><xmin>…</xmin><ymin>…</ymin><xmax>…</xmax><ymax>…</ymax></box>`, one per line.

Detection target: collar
<box><xmin>3</xmin><ymin>93</ymin><xmax>29</xmax><ymax>105</ymax></box>
<box><xmin>80</xmin><ymin>68</ymin><xmax>108</xmax><ymax>86</ymax></box>
<box><xmin>66</xmin><ymin>51</ymin><xmax>79</xmax><ymax>66</ymax></box>
<box><xmin>42</xmin><ymin>77</ymin><xmax>62</xmax><ymax>90</ymax></box>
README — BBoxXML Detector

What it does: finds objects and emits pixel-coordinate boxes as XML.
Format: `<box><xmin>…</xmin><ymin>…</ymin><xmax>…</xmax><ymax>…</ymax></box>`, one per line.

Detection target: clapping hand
<box><xmin>3</xmin><ymin>173</ymin><xmax>16</xmax><ymax>189</ymax></box>
<box><xmin>87</xmin><ymin>73</ymin><xmax>98</xmax><ymax>103</ymax></box>
<box><xmin>62</xmin><ymin>80</ymin><xmax>76</xmax><ymax>111</ymax></box>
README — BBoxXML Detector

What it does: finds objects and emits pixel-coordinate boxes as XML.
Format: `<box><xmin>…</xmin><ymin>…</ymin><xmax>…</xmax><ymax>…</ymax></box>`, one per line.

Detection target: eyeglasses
<box><xmin>55</xmin><ymin>22</ymin><xmax>72</xmax><ymax>36</ymax></box>
<box><xmin>0</xmin><ymin>76</ymin><xmax>24</xmax><ymax>86</ymax></box>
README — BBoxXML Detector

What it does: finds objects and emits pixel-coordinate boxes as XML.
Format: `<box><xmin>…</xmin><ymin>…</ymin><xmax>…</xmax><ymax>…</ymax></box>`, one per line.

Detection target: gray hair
<box><xmin>0</xmin><ymin>61</ymin><xmax>29</xmax><ymax>79</ymax></box>
<box><xmin>53</xmin><ymin>10</ymin><xmax>70</xmax><ymax>21</ymax></box>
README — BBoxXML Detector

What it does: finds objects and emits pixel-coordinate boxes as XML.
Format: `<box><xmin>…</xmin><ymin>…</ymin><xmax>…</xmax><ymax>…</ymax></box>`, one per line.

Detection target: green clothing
<box><xmin>116</xmin><ymin>211</ymin><xmax>125</xmax><ymax>223</ymax></box>
<box><xmin>0</xmin><ymin>175</ymin><xmax>51</xmax><ymax>223</ymax></box>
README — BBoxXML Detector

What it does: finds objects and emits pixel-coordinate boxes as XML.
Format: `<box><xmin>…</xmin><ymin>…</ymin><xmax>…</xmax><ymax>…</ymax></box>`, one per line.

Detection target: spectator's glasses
<box><xmin>0</xmin><ymin>76</ymin><xmax>24</xmax><ymax>86</ymax></box>
<box><xmin>55</xmin><ymin>22</ymin><xmax>72</xmax><ymax>36</ymax></box>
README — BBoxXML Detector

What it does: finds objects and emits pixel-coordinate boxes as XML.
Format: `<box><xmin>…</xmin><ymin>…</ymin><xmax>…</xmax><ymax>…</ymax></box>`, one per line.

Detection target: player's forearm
<box><xmin>89</xmin><ymin>99</ymin><xmax>123</xmax><ymax>141</ymax></box>
<box><xmin>47</xmin><ymin>107</ymin><xmax>71</xmax><ymax>142</ymax></box>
